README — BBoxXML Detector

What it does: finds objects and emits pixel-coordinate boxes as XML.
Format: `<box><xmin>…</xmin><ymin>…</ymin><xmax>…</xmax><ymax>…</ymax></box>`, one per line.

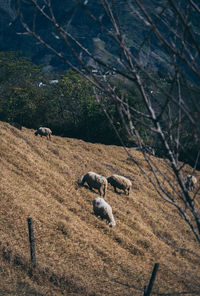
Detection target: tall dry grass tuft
<box><xmin>0</xmin><ymin>121</ymin><xmax>200</xmax><ymax>295</ymax></box>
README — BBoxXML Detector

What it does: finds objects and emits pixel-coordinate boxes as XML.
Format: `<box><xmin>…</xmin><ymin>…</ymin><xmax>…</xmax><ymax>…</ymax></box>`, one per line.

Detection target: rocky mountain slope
<box><xmin>0</xmin><ymin>0</ymin><xmax>184</xmax><ymax>72</ymax></box>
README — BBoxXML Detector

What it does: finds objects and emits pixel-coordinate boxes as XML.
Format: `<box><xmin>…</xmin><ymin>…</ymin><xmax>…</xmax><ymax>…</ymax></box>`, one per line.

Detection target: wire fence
<box><xmin>26</xmin><ymin>218</ymin><xmax>200</xmax><ymax>296</ymax></box>
<box><xmin>2</xmin><ymin>217</ymin><xmax>200</xmax><ymax>296</ymax></box>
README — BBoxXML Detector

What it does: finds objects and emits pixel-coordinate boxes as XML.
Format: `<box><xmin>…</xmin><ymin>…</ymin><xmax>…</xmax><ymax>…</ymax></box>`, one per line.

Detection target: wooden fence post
<box><xmin>27</xmin><ymin>217</ymin><xmax>36</xmax><ymax>267</ymax></box>
<box><xmin>144</xmin><ymin>263</ymin><xmax>159</xmax><ymax>296</ymax></box>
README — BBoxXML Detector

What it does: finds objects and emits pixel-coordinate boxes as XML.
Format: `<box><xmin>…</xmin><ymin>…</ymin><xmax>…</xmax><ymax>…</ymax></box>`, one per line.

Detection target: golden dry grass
<box><xmin>0</xmin><ymin>121</ymin><xmax>200</xmax><ymax>296</ymax></box>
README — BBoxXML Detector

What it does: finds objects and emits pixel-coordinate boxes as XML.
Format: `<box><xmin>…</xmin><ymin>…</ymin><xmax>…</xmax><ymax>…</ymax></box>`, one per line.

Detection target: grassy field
<box><xmin>0</xmin><ymin>121</ymin><xmax>200</xmax><ymax>296</ymax></box>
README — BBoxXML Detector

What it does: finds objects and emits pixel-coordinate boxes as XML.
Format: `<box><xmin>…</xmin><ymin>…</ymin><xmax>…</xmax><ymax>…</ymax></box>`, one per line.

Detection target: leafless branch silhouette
<box><xmin>16</xmin><ymin>0</ymin><xmax>200</xmax><ymax>243</ymax></box>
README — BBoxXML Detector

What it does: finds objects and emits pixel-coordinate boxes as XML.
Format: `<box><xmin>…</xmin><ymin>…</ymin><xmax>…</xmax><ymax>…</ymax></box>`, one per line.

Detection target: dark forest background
<box><xmin>0</xmin><ymin>1</ymin><xmax>199</xmax><ymax>168</ymax></box>
<box><xmin>0</xmin><ymin>51</ymin><xmax>199</xmax><ymax>169</ymax></box>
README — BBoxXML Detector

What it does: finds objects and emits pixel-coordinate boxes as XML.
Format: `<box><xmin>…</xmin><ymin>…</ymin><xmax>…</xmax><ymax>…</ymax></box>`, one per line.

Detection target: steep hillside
<box><xmin>0</xmin><ymin>121</ymin><xmax>200</xmax><ymax>296</ymax></box>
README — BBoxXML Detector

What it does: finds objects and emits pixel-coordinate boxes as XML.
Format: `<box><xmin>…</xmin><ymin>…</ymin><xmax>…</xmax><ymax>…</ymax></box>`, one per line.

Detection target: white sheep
<box><xmin>185</xmin><ymin>175</ymin><xmax>197</xmax><ymax>191</ymax></box>
<box><xmin>107</xmin><ymin>174</ymin><xmax>132</xmax><ymax>195</ymax></box>
<box><xmin>34</xmin><ymin>127</ymin><xmax>52</xmax><ymax>140</ymax></box>
<box><xmin>78</xmin><ymin>171</ymin><xmax>107</xmax><ymax>197</ymax></box>
<box><xmin>93</xmin><ymin>197</ymin><xmax>116</xmax><ymax>227</ymax></box>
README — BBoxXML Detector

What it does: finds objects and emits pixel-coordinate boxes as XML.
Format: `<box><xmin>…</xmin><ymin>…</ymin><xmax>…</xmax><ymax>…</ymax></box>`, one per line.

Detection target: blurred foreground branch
<box><xmin>16</xmin><ymin>0</ymin><xmax>200</xmax><ymax>243</ymax></box>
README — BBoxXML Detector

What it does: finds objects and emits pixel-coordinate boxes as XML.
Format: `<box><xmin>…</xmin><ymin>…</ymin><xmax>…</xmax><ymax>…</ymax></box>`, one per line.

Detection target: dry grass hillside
<box><xmin>0</xmin><ymin>121</ymin><xmax>200</xmax><ymax>296</ymax></box>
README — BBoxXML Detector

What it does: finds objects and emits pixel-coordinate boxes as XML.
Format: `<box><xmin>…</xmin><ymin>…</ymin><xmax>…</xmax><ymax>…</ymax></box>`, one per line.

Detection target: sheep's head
<box><xmin>77</xmin><ymin>176</ymin><xmax>84</xmax><ymax>186</ymax></box>
<box><xmin>34</xmin><ymin>131</ymin><xmax>38</xmax><ymax>136</ymax></box>
<box><xmin>107</xmin><ymin>177</ymin><xmax>112</xmax><ymax>184</ymax></box>
<box><xmin>109</xmin><ymin>220</ymin><xmax>116</xmax><ymax>228</ymax></box>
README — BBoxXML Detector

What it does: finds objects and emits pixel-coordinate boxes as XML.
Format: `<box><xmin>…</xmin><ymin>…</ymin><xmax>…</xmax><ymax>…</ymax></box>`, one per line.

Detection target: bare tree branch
<box><xmin>16</xmin><ymin>0</ymin><xmax>200</xmax><ymax>243</ymax></box>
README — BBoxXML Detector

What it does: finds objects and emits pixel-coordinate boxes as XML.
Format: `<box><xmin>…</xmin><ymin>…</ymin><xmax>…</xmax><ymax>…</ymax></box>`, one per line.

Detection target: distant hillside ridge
<box><xmin>0</xmin><ymin>1</ymin><xmax>182</xmax><ymax>72</ymax></box>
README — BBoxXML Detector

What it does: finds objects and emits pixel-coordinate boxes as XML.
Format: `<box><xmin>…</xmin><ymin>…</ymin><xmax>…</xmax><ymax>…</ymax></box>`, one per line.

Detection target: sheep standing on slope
<box><xmin>185</xmin><ymin>175</ymin><xmax>197</xmax><ymax>191</ymax></box>
<box><xmin>107</xmin><ymin>174</ymin><xmax>132</xmax><ymax>195</ymax></box>
<box><xmin>93</xmin><ymin>197</ymin><xmax>116</xmax><ymax>227</ymax></box>
<box><xmin>78</xmin><ymin>171</ymin><xmax>108</xmax><ymax>197</ymax></box>
<box><xmin>34</xmin><ymin>127</ymin><xmax>52</xmax><ymax>140</ymax></box>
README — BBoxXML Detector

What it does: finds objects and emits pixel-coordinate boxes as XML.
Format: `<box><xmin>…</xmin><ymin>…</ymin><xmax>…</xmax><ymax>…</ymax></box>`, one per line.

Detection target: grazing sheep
<box><xmin>34</xmin><ymin>127</ymin><xmax>52</xmax><ymax>140</ymax></box>
<box><xmin>107</xmin><ymin>174</ymin><xmax>132</xmax><ymax>195</ymax></box>
<box><xmin>93</xmin><ymin>197</ymin><xmax>116</xmax><ymax>227</ymax></box>
<box><xmin>78</xmin><ymin>171</ymin><xmax>107</xmax><ymax>197</ymax></box>
<box><xmin>185</xmin><ymin>175</ymin><xmax>197</xmax><ymax>191</ymax></box>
